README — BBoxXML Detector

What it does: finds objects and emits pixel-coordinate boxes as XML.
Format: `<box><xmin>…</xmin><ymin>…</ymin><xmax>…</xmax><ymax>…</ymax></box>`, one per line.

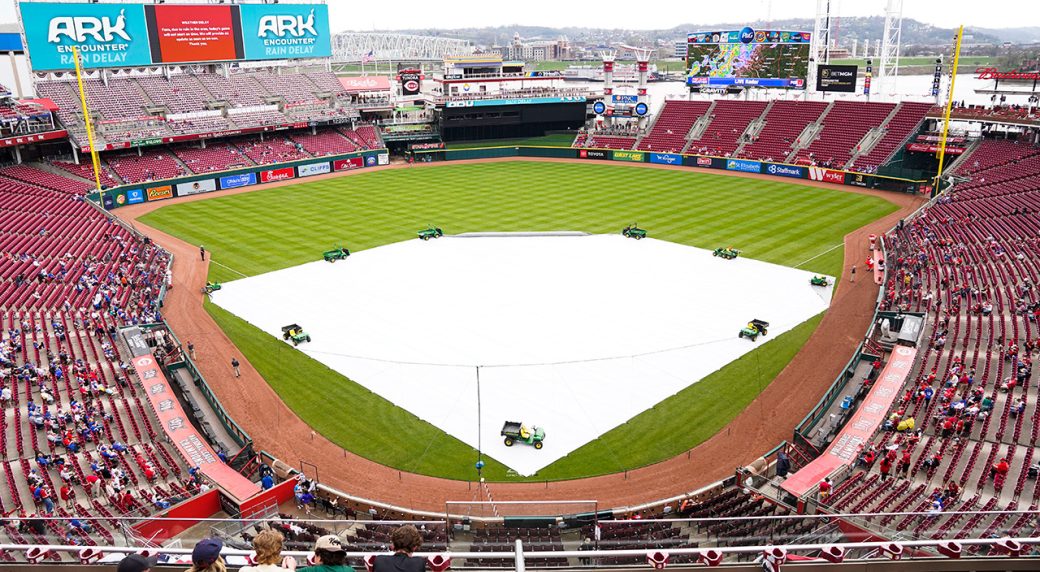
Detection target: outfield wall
<box><xmin>88</xmin><ymin>149</ymin><xmax>390</xmax><ymax>210</ymax></box>
<box><xmin>415</xmin><ymin>146</ymin><xmax>933</xmax><ymax>194</ymax></box>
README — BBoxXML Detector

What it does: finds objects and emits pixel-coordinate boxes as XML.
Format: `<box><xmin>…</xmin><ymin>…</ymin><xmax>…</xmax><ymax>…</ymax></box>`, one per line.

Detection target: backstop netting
<box><xmin>446</xmin><ymin>500</ymin><xmax>601</xmax><ymax>528</ymax></box>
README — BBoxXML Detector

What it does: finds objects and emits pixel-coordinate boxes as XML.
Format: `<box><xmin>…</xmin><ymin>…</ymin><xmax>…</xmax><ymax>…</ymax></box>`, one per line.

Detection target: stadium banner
<box><xmin>101</xmin><ymin>192</ymin><xmax>116</xmax><ymax>210</ymax></box>
<box><xmin>808</xmin><ymin>166</ymin><xmax>845</xmax><ymax>184</ymax></box>
<box><xmin>399</xmin><ymin>69</ymin><xmax>422</xmax><ymax>96</ymax></box>
<box><xmin>845</xmin><ymin>172</ymin><xmax>873</xmax><ymax>188</ymax></box>
<box><xmin>218</xmin><ymin>173</ymin><xmax>256</xmax><ymax>190</ymax></box>
<box><xmin>260</xmin><ymin>166</ymin><xmax>295</xmax><ymax>183</ymax></box>
<box><xmin>578</xmin><ymin>149</ymin><xmax>610</xmax><ymax>160</ymax></box>
<box><xmin>683</xmin><ymin>155</ymin><xmax>722</xmax><ymax>169</ymax></box>
<box><xmin>612</xmin><ymin>94</ymin><xmax>638</xmax><ymax>104</ymax></box>
<box><xmin>906</xmin><ymin>143</ymin><xmax>966</xmax><ymax>155</ymax></box>
<box><xmin>444</xmin><ymin>96</ymin><xmax>586</xmax><ymax>108</ymax></box>
<box><xmin>334</xmin><ymin>157</ymin><xmax>365</xmax><ymax>171</ymax></box>
<box><xmin>377</xmin><ymin>152</ymin><xmax>390</xmax><ymax>166</ymax></box>
<box><xmin>20</xmin><ymin>2</ymin><xmax>153</xmax><ymax>70</ymax></box>
<box><xmin>0</xmin><ymin>130</ymin><xmax>69</xmax><ymax>148</ymax></box>
<box><xmin>781</xmin><ymin>346</ymin><xmax>918</xmax><ymax>498</ymax></box>
<box><xmin>133</xmin><ymin>352</ymin><xmax>260</xmax><ymax>501</ymax></box>
<box><xmin>125</xmin><ymin>188</ymin><xmax>145</xmax><ymax>205</ymax></box>
<box><xmin>144</xmin><ymin>4</ymin><xmax>244</xmax><ymax>64</ymax></box>
<box><xmin>649</xmin><ymin>153</ymin><xmax>683</xmax><ymax>165</ymax></box>
<box><xmin>339</xmin><ymin>76</ymin><xmax>391</xmax><ymax>92</ymax></box>
<box><xmin>177</xmin><ymin>178</ymin><xmax>219</xmax><ymax>196</ymax></box>
<box><xmin>815</xmin><ymin>64</ymin><xmax>858</xmax><ymax>92</ymax></box>
<box><xmin>239</xmin><ymin>3</ymin><xmax>331</xmax><ymax>61</ymax></box>
<box><xmin>612</xmin><ymin>150</ymin><xmax>645</xmax><ymax>162</ymax></box>
<box><xmin>297</xmin><ymin>161</ymin><xmax>331</xmax><ymax>177</ymax></box>
<box><xmin>146</xmin><ymin>185</ymin><xmax>173</xmax><ymax>201</ymax></box>
<box><xmin>725</xmin><ymin>158</ymin><xmax>761</xmax><ymax>173</ymax></box>
<box><xmin>764</xmin><ymin>163</ymin><xmax>806</xmax><ymax>179</ymax></box>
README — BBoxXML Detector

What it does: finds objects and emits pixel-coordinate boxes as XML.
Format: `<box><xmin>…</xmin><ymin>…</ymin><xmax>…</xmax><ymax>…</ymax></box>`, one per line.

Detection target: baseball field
<box><xmin>139</xmin><ymin>160</ymin><xmax>898</xmax><ymax>481</ymax></box>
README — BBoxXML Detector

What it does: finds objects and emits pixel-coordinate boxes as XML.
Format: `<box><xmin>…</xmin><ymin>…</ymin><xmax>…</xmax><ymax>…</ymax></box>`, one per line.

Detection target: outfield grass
<box><xmin>141</xmin><ymin>161</ymin><xmax>896</xmax><ymax>480</ymax></box>
<box><xmin>447</xmin><ymin>134</ymin><xmax>577</xmax><ymax>149</ymax></box>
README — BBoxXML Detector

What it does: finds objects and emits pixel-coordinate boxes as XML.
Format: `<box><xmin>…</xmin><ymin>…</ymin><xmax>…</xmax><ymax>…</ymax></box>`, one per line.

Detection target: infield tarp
<box><xmin>781</xmin><ymin>345</ymin><xmax>918</xmax><ymax>498</ymax></box>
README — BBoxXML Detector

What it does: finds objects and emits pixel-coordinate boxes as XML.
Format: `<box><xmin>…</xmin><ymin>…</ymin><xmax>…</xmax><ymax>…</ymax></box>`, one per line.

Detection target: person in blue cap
<box><xmin>187</xmin><ymin>537</ymin><xmax>225</xmax><ymax>572</ymax></box>
<box><xmin>118</xmin><ymin>554</ymin><xmax>158</xmax><ymax>572</ymax></box>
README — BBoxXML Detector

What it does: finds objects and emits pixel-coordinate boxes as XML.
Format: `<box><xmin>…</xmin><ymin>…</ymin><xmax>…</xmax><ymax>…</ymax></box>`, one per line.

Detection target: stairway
<box><xmin>732</xmin><ymin>100</ymin><xmax>773</xmax><ymax>157</ymax></box>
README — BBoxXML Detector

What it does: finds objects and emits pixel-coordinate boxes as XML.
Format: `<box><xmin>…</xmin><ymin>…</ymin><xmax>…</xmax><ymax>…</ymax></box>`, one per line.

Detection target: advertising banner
<box><xmin>102</xmin><ymin>193</ymin><xmax>115</xmax><ymax>210</ymax></box>
<box><xmin>297</xmin><ymin>161</ymin><xmax>331</xmax><ymax>177</ymax></box>
<box><xmin>145</xmin><ymin>4</ymin><xmax>243</xmax><ymax>64</ymax></box>
<box><xmin>333</xmin><ymin>157</ymin><xmax>364</xmax><ymax>171</ymax></box>
<box><xmin>612</xmin><ymin>150</ymin><xmax>645</xmax><ymax>162</ymax></box>
<box><xmin>808</xmin><ymin>166</ymin><xmax>845</xmax><ymax>184</ymax></box>
<box><xmin>146</xmin><ymin>185</ymin><xmax>173</xmax><ymax>201</ymax></box>
<box><xmin>816</xmin><ymin>64</ymin><xmax>858</xmax><ymax>92</ymax></box>
<box><xmin>218</xmin><ymin>173</ymin><xmax>255</xmax><ymax>190</ymax></box>
<box><xmin>409</xmin><ymin>142</ymin><xmax>445</xmax><ymax>151</ymax></box>
<box><xmin>649</xmin><ymin>153</ymin><xmax>683</xmax><ymax>165</ymax></box>
<box><xmin>578</xmin><ymin>149</ymin><xmax>609</xmax><ymax>160</ymax></box>
<box><xmin>846</xmin><ymin>172</ymin><xmax>873</xmax><ymax>188</ymax></box>
<box><xmin>725</xmin><ymin>159</ymin><xmax>761</xmax><ymax>173</ymax></box>
<box><xmin>444</xmin><ymin>96</ymin><xmax>586</xmax><ymax>108</ymax></box>
<box><xmin>177</xmin><ymin>178</ymin><xmax>218</xmax><ymax>196</ymax></box>
<box><xmin>239</xmin><ymin>3</ymin><xmax>331</xmax><ymax>61</ymax></box>
<box><xmin>0</xmin><ymin>130</ymin><xmax>69</xmax><ymax>148</ymax></box>
<box><xmin>612</xmin><ymin>94</ymin><xmax>638</xmax><ymax>104</ymax></box>
<box><xmin>339</xmin><ymin>76</ymin><xmax>391</xmax><ymax>92</ymax></box>
<box><xmin>377</xmin><ymin>152</ymin><xmax>390</xmax><ymax>166</ymax></box>
<box><xmin>21</xmin><ymin>3</ymin><xmax>153</xmax><ymax>70</ymax></box>
<box><xmin>906</xmin><ymin>143</ymin><xmax>965</xmax><ymax>155</ymax></box>
<box><xmin>781</xmin><ymin>347</ymin><xmax>918</xmax><ymax>497</ymax></box>
<box><xmin>133</xmin><ymin>353</ymin><xmax>260</xmax><ymax>502</ymax></box>
<box><xmin>126</xmin><ymin>188</ymin><xmax>145</xmax><ymax>204</ymax></box>
<box><xmin>764</xmin><ymin>163</ymin><xmax>806</xmax><ymax>179</ymax></box>
<box><xmin>260</xmin><ymin>166</ymin><xmax>294</xmax><ymax>183</ymax></box>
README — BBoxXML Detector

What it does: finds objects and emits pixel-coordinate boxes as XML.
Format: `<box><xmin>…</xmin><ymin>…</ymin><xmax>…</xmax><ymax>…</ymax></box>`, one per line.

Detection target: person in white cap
<box><xmin>298</xmin><ymin>534</ymin><xmax>354</xmax><ymax>572</ymax></box>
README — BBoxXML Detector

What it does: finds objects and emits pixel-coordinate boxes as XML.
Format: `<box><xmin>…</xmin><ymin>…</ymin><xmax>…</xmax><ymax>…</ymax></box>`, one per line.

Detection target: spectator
<box><xmin>373</xmin><ymin>525</ymin><xmax>426</xmax><ymax>572</ymax></box>
<box><xmin>817</xmin><ymin>477</ymin><xmax>832</xmax><ymax>503</ymax></box>
<box><xmin>298</xmin><ymin>534</ymin><xmax>354</xmax><ymax>572</ymax></box>
<box><xmin>241</xmin><ymin>529</ymin><xmax>296</xmax><ymax>571</ymax></box>
<box><xmin>261</xmin><ymin>472</ymin><xmax>274</xmax><ymax>490</ymax></box>
<box><xmin>187</xmin><ymin>538</ymin><xmax>225</xmax><ymax>572</ymax></box>
<box><xmin>118</xmin><ymin>554</ymin><xmax>158</xmax><ymax>572</ymax></box>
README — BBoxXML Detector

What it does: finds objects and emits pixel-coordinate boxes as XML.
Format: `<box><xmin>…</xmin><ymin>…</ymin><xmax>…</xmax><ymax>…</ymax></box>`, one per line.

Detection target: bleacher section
<box><xmin>288</xmin><ymin>130</ymin><xmax>358</xmax><ymax>157</ymax></box>
<box><xmin>173</xmin><ymin>143</ymin><xmax>254</xmax><ymax>175</ymax></box>
<box><xmin>793</xmin><ymin>101</ymin><xmax>895</xmax><ymax>168</ymax></box>
<box><xmin>739</xmin><ymin>101</ymin><xmax>828</xmax><ymax>162</ymax></box>
<box><xmin>104</xmin><ymin>151</ymin><xmax>186</xmax><ymax>185</ymax></box>
<box><xmin>585</xmin><ymin>134</ymin><xmax>637</xmax><ymax>150</ymax></box>
<box><xmin>236</xmin><ymin>135</ymin><xmax>312</xmax><ymax>166</ymax></box>
<box><xmin>34</xmin><ymin>71</ymin><xmax>359</xmax><ymax>149</ymax></box>
<box><xmin>686</xmin><ymin>100</ymin><xmax>767</xmax><ymax>157</ymax></box>
<box><xmin>0</xmin><ymin>176</ymin><xmax>210</xmax><ymax>557</ymax></box>
<box><xmin>820</xmin><ymin>137</ymin><xmax>1040</xmax><ymax>540</ymax></box>
<box><xmin>850</xmin><ymin>102</ymin><xmax>932</xmax><ymax>171</ymax></box>
<box><xmin>636</xmin><ymin>100</ymin><xmax>711</xmax><ymax>153</ymax></box>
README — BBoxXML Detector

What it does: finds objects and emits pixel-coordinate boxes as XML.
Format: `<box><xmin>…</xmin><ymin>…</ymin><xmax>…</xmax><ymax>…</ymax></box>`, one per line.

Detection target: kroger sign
<box><xmin>22</xmin><ymin>3</ymin><xmax>153</xmax><ymax>70</ymax></box>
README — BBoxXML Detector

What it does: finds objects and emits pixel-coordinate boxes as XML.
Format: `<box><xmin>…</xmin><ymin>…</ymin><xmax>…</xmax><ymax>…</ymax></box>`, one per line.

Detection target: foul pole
<box><xmin>934</xmin><ymin>25</ymin><xmax>964</xmax><ymax>192</ymax></box>
<box><xmin>71</xmin><ymin>46</ymin><xmax>104</xmax><ymax>199</ymax></box>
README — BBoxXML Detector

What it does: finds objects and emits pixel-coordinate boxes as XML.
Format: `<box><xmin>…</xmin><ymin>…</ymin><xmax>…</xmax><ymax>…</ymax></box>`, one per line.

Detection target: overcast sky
<box><xmin>0</xmin><ymin>0</ymin><xmax>1033</xmax><ymax>32</ymax></box>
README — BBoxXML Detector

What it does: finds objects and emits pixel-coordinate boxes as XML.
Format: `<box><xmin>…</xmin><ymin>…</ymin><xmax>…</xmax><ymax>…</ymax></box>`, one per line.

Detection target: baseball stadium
<box><xmin>0</xmin><ymin>0</ymin><xmax>1038</xmax><ymax>570</ymax></box>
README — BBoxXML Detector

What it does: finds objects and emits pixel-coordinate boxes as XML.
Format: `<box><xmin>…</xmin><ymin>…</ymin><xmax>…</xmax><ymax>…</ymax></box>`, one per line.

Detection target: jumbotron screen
<box><xmin>686</xmin><ymin>28</ymin><xmax>811</xmax><ymax>89</ymax></box>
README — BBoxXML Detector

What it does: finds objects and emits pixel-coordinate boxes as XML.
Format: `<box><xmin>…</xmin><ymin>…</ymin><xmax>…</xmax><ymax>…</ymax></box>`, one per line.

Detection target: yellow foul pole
<box><xmin>71</xmin><ymin>46</ymin><xmax>104</xmax><ymax>199</ymax></box>
<box><xmin>934</xmin><ymin>25</ymin><xmax>964</xmax><ymax>192</ymax></box>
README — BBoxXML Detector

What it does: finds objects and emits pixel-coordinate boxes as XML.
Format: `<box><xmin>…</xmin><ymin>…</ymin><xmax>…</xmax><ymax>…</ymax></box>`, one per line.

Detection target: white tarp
<box><xmin>211</xmin><ymin>235</ymin><xmax>833</xmax><ymax>476</ymax></box>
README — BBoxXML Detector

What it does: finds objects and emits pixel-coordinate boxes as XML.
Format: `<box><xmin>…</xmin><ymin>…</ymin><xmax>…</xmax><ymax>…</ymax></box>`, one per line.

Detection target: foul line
<box><xmin>210</xmin><ymin>260</ymin><xmax>249</xmax><ymax>279</ymax></box>
<box><xmin>793</xmin><ymin>243</ymin><xmax>843</xmax><ymax>269</ymax></box>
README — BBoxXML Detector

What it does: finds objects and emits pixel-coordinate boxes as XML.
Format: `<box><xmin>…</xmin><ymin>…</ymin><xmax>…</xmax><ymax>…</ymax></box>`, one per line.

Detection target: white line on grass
<box><xmin>211</xmin><ymin>260</ymin><xmax>249</xmax><ymax>278</ymax></box>
<box><xmin>793</xmin><ymin>243</ymin><xmax>843</xmax><ymax>269</ymax></box>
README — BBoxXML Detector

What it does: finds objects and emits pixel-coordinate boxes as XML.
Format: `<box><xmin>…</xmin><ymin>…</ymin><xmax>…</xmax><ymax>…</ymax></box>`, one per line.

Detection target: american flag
<box><xmin>361</xmin><ymin>50</ymin><xmax>374</xmax><ymax>64</ymax></box>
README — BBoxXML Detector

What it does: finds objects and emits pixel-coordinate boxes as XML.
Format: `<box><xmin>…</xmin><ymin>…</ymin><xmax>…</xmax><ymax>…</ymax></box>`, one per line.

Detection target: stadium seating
<box><xmin>0</xmin><ymin>165</ymin><xmax>91</xmax><ymax>195</ymax></box>
<box><xmin>850</xmin><ymin>101</ymin><xmax>932</xmax><ymax>171</ymax></box>
<box><xmin>686</xmin><ymin>100</ymin><xmax>767</xmax><ymax>157</ymax></box>
<box><xmin>48</xmin><ymin>161</ymin><xmax>122</xmax><ymax>189</ymax></box>
<box><xmin>636</xmin><ymin>100</ymin><xmax>711</xmax><ymax>153</ymax></box>
<box><xmin>739</xmin><ymin>101</ymin><xmax>828</xmax><ymax>162</ymax></box>
<box><xmin>793</xmin><ymin>101</ymin><xmax>895</xmax><ymax>168</ymax></box>
<box><xmin>105</xmin><ymin>151</ymin><xmax>187</xmax><ymax>184</ymax></box>
<box><xmin>288</xmin><ymin>130</ymin><xmax>358</xmax><ymax>157</ymax></box>
<box><xmin>586</xmin><ymin>134</ymin><xmax>637</xmax><ymax>150</ymax></box>
<box><xmin>173</xmin><ymin>143</ymin><xmax>255</xmax><ymax>174</ymax></box>
<box><xmin>236</xmin><ymin>136</ymin><xmax>312</xmax><ymax>165</ymax></box>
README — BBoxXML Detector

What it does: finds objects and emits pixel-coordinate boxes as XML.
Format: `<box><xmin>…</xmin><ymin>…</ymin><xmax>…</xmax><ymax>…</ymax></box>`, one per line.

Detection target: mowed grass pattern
<box><xmin>141</xmin><ymin>161</ymin><xmax>897</xmax><ymax>481</ymax></box>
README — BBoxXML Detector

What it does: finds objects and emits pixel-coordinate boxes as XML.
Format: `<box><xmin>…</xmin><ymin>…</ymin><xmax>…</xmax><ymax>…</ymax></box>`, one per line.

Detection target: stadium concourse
<box><xmin>115</xmin><ymin>157</ymin><xmax>923</xmax><ymax>510</ymax></box>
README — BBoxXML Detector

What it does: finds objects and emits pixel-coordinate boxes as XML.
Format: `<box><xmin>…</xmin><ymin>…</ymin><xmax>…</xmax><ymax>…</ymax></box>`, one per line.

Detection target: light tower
<box><xmin>878</xmin><ymin>0</ymin><xmax>903</xmax><ymax>94</ymax></box>
<box><xmin>807</xmin><ymin>0</ymin><xmax>833</xmax><ymax>92</ymax></box>
<box><xmin>623</xmin><ymin>45</ymin><xmax>655</xmax><ymax>130</ymax></box>
<box><xmin>601</xmin><ymin>51</ymin><xmax>616</xmax><ymax>127</ymax></box>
